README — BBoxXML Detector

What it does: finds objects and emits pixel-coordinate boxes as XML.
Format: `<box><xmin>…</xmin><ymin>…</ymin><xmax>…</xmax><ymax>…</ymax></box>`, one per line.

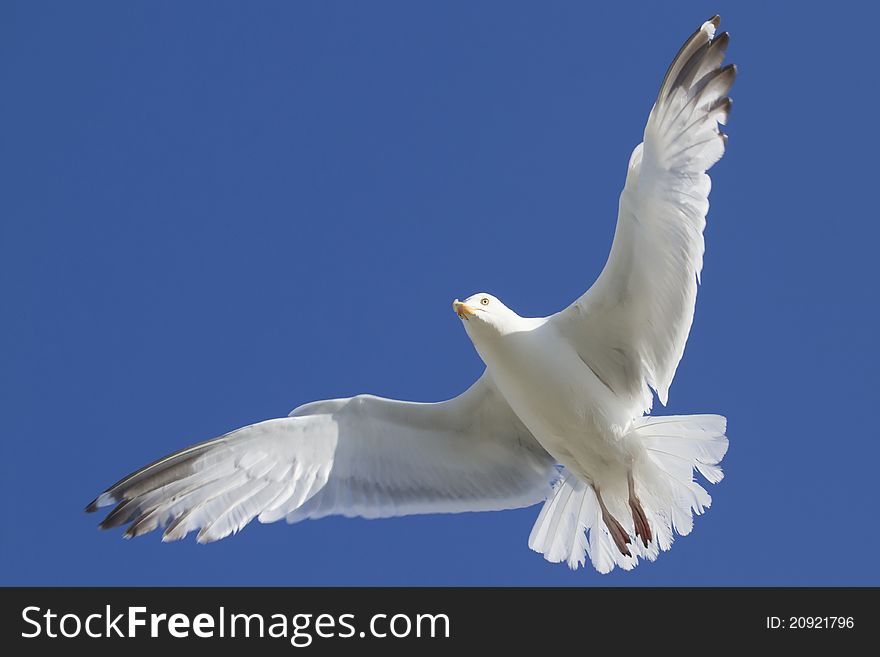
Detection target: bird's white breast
<box><xmin>471</xmin><ymin>322</ymin><xmax>633</xmax><ymax>482</ymax></box>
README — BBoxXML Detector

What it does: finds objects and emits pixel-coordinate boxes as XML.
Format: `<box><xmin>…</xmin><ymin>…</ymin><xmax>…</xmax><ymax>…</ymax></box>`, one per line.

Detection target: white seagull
<box><xmin>88</xmin><ymin>17</ymin><xmax>735</xmax><ymax>573</ymax></box>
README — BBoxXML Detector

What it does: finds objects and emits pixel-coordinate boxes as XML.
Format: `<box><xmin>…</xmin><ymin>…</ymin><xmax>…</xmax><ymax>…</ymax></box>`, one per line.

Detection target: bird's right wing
<box><xmin>86</xmin><ymin>373</ymin><xmax>558</xmax><ymax>543</ymax></box>
<box><xmin>551</xmin><ymin>17</ymin><xmax>734</xmax><ymax>415</ymax></box>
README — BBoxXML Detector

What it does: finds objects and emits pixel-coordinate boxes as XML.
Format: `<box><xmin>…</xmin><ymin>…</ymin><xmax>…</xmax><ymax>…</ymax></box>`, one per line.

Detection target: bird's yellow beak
<box><xmin>452</xmin><ymin>299</ymin><xmax>476</xmax><ymax>320</ymax></box>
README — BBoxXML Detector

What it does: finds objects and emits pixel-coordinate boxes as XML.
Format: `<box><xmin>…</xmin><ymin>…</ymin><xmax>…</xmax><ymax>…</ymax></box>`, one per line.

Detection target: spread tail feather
<box><xmin>528</xmin><ymin>414</ymin><xmax>728</xmax><ymax>573</ymax></box>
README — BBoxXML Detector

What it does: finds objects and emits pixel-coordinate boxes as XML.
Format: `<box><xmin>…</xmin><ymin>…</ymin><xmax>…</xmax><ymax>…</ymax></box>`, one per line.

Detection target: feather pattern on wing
<box><xmin>554</xmin><ymin>17</ymin><xmax>735</xmax><ymax>414</ymax></box>
<box><xmin>87</xmin><ymin>374</ymin><xmax>558</xmax><ymax>542</ymax></box>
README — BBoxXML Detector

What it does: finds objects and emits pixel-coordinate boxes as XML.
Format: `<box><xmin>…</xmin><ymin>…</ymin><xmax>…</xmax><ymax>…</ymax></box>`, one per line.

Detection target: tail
<box><xmin>528</xmin><ymin>414</ymin><xmax>728</xmax><ymax>573</ymax></box>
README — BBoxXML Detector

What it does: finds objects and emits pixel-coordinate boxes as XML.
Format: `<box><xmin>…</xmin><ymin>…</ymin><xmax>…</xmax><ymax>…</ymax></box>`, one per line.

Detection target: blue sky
<box><xmin>2</xmin><ymin>1</ymin><xmax>877</xmax><ymax>586</ymax></box>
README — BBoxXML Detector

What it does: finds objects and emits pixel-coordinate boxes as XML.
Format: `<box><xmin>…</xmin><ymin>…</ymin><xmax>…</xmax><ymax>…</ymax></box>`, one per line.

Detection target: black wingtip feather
<box><xmin>658</xmin><ymin>16</ymin><xmax>727</xmax><ymax>103</ymax></box>
<box><xmin>123</xmin><ymin>513</ymin><xmax>155</xmax><ymax>539</ymax></box>
<box><xmin>713</xmin><ymin>97</ymin><xmax>732</xmax><ymax>125</ymax></box>
<box><xmin>723</xmin><ymin>63</ymin><xmax>738</xmax><ymax>89</ymax></box>
<box><xmin>98</xmin><ymin>498</ymin><xmax>138</xmax><ymax>529</ymax></box>
<box><xmin>709</xmin><ymin>95</ymin><xmax>733</xmax><ymax>112</ymax></box>
<box><xmin>85</xmin><ymin>499</ymin><xmax>101</xmax><ymax>513</ymax></box>
<box><xmin>685</xmin><ymin>62</ymin><xmax>736</xmax><ymax>108</ymax></box>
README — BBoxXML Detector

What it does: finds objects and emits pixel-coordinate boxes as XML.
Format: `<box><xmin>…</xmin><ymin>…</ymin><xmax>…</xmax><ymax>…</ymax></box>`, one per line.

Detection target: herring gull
<box><xmin>88</xmin><ymin>16</ymin><xmax>735</xmax><ymax>573</ymax></box>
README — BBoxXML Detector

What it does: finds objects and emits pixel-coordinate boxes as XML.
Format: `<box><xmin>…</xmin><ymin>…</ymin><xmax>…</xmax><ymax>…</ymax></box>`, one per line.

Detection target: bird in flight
<box><xmin>88</xmin><ymin>17</ymin><xmax>735</xmax><ymax>573</ymax></box>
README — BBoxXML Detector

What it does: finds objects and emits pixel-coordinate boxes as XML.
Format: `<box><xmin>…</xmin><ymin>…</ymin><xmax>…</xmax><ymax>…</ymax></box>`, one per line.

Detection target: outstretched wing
<box><xmin>86</xmin><ymin>373</ymin><xmax>557</xmax><ymax>543</ymax></box>
<box><xmin>553</xmin><ymin>17</ymin><xmax>735</xmax><ymax>415</ymax></box>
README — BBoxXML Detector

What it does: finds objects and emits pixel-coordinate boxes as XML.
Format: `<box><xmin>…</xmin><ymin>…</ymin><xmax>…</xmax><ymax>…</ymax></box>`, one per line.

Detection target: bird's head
<box><xmin>452</xmin><ymin>293</ymin><xmax>520</xmax><ymax>337</ymax></box>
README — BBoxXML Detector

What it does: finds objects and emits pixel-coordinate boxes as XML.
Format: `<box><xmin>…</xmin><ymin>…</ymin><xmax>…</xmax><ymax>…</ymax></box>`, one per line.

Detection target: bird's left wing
<box><xmin>87</xmin><ymin>373</ymin><xmax>558</xmax><ymax>543</ymax></box>
<box><xmin>552</xmin><ymin>17</ymin><xmax>735</xmax><ymax>414</ymax></box>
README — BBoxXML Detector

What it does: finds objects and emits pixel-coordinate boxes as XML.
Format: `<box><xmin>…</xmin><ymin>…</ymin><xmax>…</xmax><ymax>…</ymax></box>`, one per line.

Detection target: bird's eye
<box><xmin>481</xmin><ymin>298</ymin><xmax>489</xmax><ymax>306</ymax></box>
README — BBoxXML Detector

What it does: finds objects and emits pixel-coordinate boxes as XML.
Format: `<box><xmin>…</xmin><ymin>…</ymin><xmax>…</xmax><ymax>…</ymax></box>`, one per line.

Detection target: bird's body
<box><xmin>88</xmin><ymin>17</ymin><xmax>735</xmax><ymax>574</ymax></box>
<box><xmin>466</xmin><ymin>314</ymin><xmax>631</xmax><ymax>493</ymax></box>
